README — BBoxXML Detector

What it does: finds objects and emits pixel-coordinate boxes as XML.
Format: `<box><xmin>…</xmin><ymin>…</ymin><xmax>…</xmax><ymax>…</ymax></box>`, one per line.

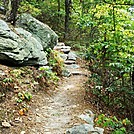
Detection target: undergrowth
<box><xmin>95</xmin><ymin>114</ymin><xmax>132</xmax><ymax>134</ymax></box>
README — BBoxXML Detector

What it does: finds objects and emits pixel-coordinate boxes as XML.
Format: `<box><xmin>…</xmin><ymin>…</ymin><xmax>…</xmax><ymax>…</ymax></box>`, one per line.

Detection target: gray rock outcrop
<box><xmin>66</xmin><ymin>124</ymin><xmax>95</xmax><ymax>134</ymax></box>
<box><xmin>0</xmin><ymin>13</ymin><xmax>59</xmax><ymax>66</ymax></box>
<box><xmin>16</xmin><ymin>13</ymin><xmax>58</xmax><ymax>50</ymax></box>
<box><xmin>0</xmin><ymin>19</ymin><xmax>47</xmax><ymax>66</ymax></box>
<box><xmin>66</xmin><ymin>110</ymin><xmax>104</xmax><ymax>134</ymax></box>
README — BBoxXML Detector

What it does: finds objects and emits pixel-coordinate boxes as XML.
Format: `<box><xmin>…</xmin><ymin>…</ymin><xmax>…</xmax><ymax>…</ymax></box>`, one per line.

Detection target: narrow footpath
<box><xmin>23</xmin><ymin>59</ymin><xmax>104</xmax><ymax>134</ymax></box>
<box><xmin>7</xmin><ymin>43</ymin><xmax>104</xmax><ymax>134</ymax></box>
<box><xmin>30</xmin><ymin>65</ymin><xmax>90</xmax><ymax>134</ymax></box>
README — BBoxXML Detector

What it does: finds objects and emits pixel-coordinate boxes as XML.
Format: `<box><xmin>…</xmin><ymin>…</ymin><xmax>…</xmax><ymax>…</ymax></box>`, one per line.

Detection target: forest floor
<box><xmin>0</xmin><ymin>59</ymin><xmax>100</xmax><ymax>134</ymax></box>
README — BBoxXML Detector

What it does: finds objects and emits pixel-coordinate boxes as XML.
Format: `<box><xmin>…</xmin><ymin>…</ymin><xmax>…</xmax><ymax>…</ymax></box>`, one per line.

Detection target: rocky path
<box><xmin>29</xmin><ymin>65</ymin><xmax>90</xmax><ymax>134</ymax></box>
<box><xmin>1</xmin><ymin>60</ymin><xmax>95</xmax><ymax>134</ymax></box>
<box><xmin>25</xmin><ymin>60</ymin><xmax>104</xmax><ymax>134</ymax></box>
<box><xmin>3</xmin><ymin>43</ymin><xmax>104</xmax><ymax>134</ymax></box>
<box><xmin>23</xmin><ymin>43</ymin><xmax>104</xmax><ymax>134</ymax></box>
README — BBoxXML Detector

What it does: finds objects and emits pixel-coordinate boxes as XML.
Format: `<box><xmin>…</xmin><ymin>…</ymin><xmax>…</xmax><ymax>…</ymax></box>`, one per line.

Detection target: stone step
<box><xmin>64</xmin><ymin>60</ymin><xmax>76</xmax><ymax>64</ymax></box>
<box><xmin>60</xmin><ymin>48</ymin><xmax>71</xmax><ymax>54</ymax></box>
<box><xmin>65</xmin><ymin>64</ymin><xmax>80</xmax><ymax>69</ymax></box>
<box><xmin>54</xmin><ymin>45</ymin><xmax>71</xmax><ymax>52</ymax></box>
<box><xmin>54</xmin><ymin>45</ymin><xmax>71</xmax><ymax>50</ymax></box>
<box><xmin>59</xmin><ymin>54</ymin><xmax>68</xmax><ymax>61</ymax></box>
<box><xmin>57</xmin><ymin>42</ymin><xmax>65</xmax><ymax>46</ymax></box>
<box><xmin>68</xmin><ymin>51</ymin><xmax>77</xmax><ymax>61</ymax></box>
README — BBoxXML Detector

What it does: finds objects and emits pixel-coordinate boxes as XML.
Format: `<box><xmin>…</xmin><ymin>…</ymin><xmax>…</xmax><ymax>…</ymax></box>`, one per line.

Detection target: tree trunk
<box><xmin>132</xmin><ymin>67</ymin><xmax>134</xmax><ymax>90</ymax></box>
<box><xmin>58</xmin><ymin>0</ymin><xmax>60</xmax><ymax>14</ymax></box>
<box><xmin>6</xmin><ymin>0</ymin><xmax>20</xmax><ymax>25</ymax></box>
<box><xmin>64</xmin><ymin>0</ymin><xmax>72</xmax><ymax>40</ymax></box>
<box><xmin>57</xmin><ymin>0</ymin><xmax>60</xmax><ymax>27</ymax></box>
<box><xmin>1</xmin><ymin>0</ymin><xmax>9</xmax><ymax>14</ymax></box>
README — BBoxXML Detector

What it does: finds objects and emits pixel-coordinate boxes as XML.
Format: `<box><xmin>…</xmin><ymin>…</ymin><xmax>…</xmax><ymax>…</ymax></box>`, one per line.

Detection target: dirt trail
<box><xmin>1</xmin><ymin>61</ymin><xmax>93</xmax><ymax>134</ymax></box>
<box><xmin>26</xmin><ymin>66</ymin><xmax>91</xmax><ymax>134</ymax></box>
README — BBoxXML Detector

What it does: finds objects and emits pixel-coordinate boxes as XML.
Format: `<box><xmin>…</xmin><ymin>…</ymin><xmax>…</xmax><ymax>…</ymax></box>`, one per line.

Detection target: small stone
<box><xmin>72</xmin><ymin>105</ymin><xmax>77</xmax><ymax>108</ymax></box>
<box><xmin>33</xmin><ymin>81</ymin><xmax>39</xmax><ymax>85</ymax></box>
<box><xmin>24</xmin><ymin>80</ymin><xmax>30</xmax><ymax>84</ymax></box>
<box><xmin>44</xmin><ymin>128</ymin><xmax>50</xmax><ymax>132</ymax></box>
<box><xmin>36</xmin><ymin>108</ymin><xmax>39</xmax><ymax>111</ymax></box>
<box><xmin>79</xmin><ymin>113</ymin><xmax>94</xmax><ymax>125</ymax></box>
<box><xmin>95</xmin><ymin>127</ymin><xmax>104</xmax><ymax>134</ymax></box>
<box><xmin>0</xmin><ymin>70</ymin><xmax>5</xmax><ymax>76</ymax></box>
<box><xmin>15</xmin><ymin>117</ymin><xmax>22</xmax><ymax>123</ymax></box>
<box><xmin>20</xmin><ymin>131</ymin><xmax>25</xmax><ymax>134</ymax></box>
<box><xmin>36</xmin><ymin>113</ymin><xmax>41</xmax><ymax>116</ymax></box>
<box><xmin>41</xmin><ymin>106</ymin><xmax>46</xmax><ymax>109</ymax></box>
<box><xmin>100</xmin><ymin>110</ymin><xmax>103</xmax><ymax>112</ymax></box>
<box><xmin>28</xmin><ymin>117</ymin><xmax>32</xmax><ymax>121</ymax></box>
<box><xmin>2</xmin><ymin>121</ymin><xmax>11</xmax><ymax>128</ymax></box>
<box><xmin>66</xmin><ymin>124</ymin><xmax>94</xmax><ymax>134</ymax></box>
<box><xmin>62</xmin><ymin>70</ymin><xmax>72</xmax><ymax>77</ymax></box>
<box><xmin>14</xmin><ymin>85</ymin><xmax>20</xmax><ymax>89</ymax></box>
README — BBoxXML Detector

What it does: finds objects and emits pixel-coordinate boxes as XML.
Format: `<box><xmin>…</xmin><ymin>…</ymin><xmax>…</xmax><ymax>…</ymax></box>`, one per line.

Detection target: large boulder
<box><xmin>0</xmin><ymin>19</ymin><xmax>47</xmax><ymax>66</ymax></box>
<box><xmin>16</xmin><ymin>13</ymin><xmax>58</xmax><ymax>50</ymax></box>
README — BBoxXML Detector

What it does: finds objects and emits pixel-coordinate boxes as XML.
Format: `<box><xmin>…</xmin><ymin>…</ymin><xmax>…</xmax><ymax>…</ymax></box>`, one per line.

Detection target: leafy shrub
<box><xmin>83</xmin><ymin>3</ymin><xmax>134</xmax><ymax>123</ymax></box>
<box><xmin>37</xmin><ymin>66</ymin><xmax>59</xmax><ymax>83</ymax></box>
<box><xmin>3</xmin><ymin>77</ymin><xmax>13</xmax><ymax>83</ymax></box>
<box><xmin>17</xmin><ymin>91</ymin><xmax>32</xmax><ymax>103</ymax></box>
<box><xmin>48</xmin><ymin>50</ymin><xmax>64</xmax><ymax>76</ymax></box>
<box><xmin>85</xmin><ymin>41</ymin><xmax>134</xmax><ymax>122</ymax></box>
<box><xmin>19</xmin><ymin>0</ymin><xmax>41</xmax><ymax>16</ymax></box>
<box><xmin>95</xmin><ymin>114</ymin><xmax>132</xmax><ymax>134</ymax></box>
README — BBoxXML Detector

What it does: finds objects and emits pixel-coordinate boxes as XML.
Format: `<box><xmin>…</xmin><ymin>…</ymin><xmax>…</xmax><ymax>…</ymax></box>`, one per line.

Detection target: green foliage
<box><xmin>17</xmin><ymin>91</ymin><xmax>32</xmax><ymax>103</ymax></box>
<box><xmin>3</xmin><ymin>77</ymin><xmax>13</xmax><ymax>83</ymax></box>
<box><xmin>19</xmin><ymin>0</ymin><xmax>41</xmax><ymax>16</ymax></box>
<box><xmin>10</xmin><ymin>69</ymin><xmax>24</xmax><ymax>78</ymax></box>
<box><xmin>0</xmin><ymin>1</ymin><xmax>2</xmax><ymax>5</ymax></box>
<box><xmin>80</xmin><ymin>0</ymin><xmax>134</xmax><ymax>123</ymax></box>
<box><xmin>95</xmin><ymin>114</ymin><xmax>132</xmax><ymax>134</ymax></box>
<box><xmin>1</xmin><ymin>0</ymin><xmax>133</xmax><ymax>125</ymax></box>
<box><xmin>48</xmin><ymin>50</ymin><xmax>64</xmax><ymax>76</ymax></box>
<box><xmin>37</xmin><ymin>66</ymin><xmax>59</xmax><ymax>83</ymax></box>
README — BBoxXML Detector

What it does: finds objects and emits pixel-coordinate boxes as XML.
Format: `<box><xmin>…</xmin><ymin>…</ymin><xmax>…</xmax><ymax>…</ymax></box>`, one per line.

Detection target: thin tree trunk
<box><xmin>58</xmin><ymin>0</ymin><xmax>60</xmax><ymax>15</ymax></box>
<box><xmin>57</xmin><ymin>0</ymin><xmax>60</xmax><ymax>28</ymax></box>
<box><xmin>6</xmin><ymin>0</ymin><xmax>20</xmax><ymax>25</ymax></box>
<box><xmin>132</xmin><ymin>66</ymin><xmax>134</xmax><ymax>90</ymax></box>
<box><xmin>64</xmin><ymin>0</ymin><xmax>72</xmax><ymax>40</ymax></box>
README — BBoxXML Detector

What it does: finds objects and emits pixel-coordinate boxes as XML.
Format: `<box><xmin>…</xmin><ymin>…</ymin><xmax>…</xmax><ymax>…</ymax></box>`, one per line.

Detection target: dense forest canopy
<box><xmin>0</xmin><ymin>0</ymin><xmax>134</xmax><ymax>130</ymax></box>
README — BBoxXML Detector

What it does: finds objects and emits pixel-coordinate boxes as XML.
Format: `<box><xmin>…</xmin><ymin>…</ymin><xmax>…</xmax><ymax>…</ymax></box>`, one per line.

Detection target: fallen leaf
<box><xmin>19</xmin><ymin>108</ymin><xmax>28</xmax><ymax>116</ymax></box>
<box><xmin>19</xmin><ymin>109</ymin><xmax>24</xmax><ymax>116</ymax></box>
